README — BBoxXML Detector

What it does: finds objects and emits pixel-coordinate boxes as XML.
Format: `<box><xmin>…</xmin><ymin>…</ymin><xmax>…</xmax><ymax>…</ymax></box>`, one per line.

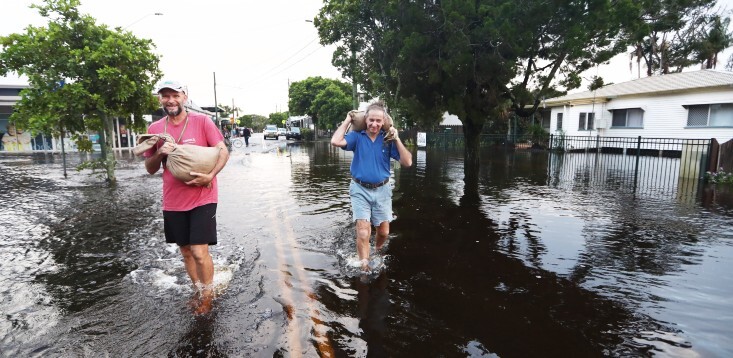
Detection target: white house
<box><xmin>543</xmin><ymin>70</ymin><xmax>733</xmax><ymax>144</ymax></box>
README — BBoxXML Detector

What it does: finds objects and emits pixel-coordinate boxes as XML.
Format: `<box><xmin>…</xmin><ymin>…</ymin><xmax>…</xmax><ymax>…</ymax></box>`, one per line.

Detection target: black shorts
<box><xmin>163</xmin><ymin>203</ymin><xmax>218</xmax><ymax>246</ymax></box>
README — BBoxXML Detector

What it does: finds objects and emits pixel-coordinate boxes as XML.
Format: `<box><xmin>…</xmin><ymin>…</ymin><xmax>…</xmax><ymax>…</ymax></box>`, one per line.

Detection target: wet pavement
<box><xmin>1</xmin><ymin>133</ymin><xmax>732</xmax><ymax>357</ymax></box>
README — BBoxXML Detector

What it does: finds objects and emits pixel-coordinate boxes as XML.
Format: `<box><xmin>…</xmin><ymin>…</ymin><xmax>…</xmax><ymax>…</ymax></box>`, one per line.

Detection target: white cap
<box><xmin>156</xmin><ymin>80</ymin><xmax>187</xmax><ymax>94</ymax></box>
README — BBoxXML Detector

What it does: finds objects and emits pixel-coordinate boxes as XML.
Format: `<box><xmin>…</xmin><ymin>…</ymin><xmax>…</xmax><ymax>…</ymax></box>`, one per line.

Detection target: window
<box><xmin>611</xmin><ymin>108</ymin><xmax>644</xmax><ymax>128</ymax></box>
<box><xmin>578</xmin><ymin>112</ymin><xmax>595</xmax><ymax>131</ymax></box>
<box><xmin>556</xmin><ymin>113</ymin><xmax>563</xmax><ymax>130</ymax></box>
<box><xmin>687</xmin><ymin>104</ymin><xmax>733</xmax><ymax>127</ymax></box>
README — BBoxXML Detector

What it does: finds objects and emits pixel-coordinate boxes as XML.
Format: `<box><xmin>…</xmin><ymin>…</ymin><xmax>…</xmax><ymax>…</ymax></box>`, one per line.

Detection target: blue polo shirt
<box><xmin>343</xmin><ymin>130</ymin><xmax>400</xmax><ymax>184</ymax></box>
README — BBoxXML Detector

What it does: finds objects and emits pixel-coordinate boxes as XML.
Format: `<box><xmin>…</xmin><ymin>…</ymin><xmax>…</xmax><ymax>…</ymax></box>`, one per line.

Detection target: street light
<box><xmin>124</xmin><ymin>12</ymin><xmax>163</xmax><ymax>29</ymax></box>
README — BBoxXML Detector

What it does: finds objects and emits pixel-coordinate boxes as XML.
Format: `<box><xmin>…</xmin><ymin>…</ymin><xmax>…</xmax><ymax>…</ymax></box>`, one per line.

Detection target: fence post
<box><xmin>633</xmin><ymin>136</ymin><xmax>641</xmax><ymax>191</ymax></box>
<box><xmin>549</xmin><ymin>134</ymin><xmax>554</xmax><ymax>151</ymax></box>
<box><xmin>596</xmin><ymin>134</ymin><xmax>600</xmax><ymax>154</ymax></box>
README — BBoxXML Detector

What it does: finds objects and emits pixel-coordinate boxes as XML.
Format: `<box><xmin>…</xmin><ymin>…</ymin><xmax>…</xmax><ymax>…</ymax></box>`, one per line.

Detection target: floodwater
<box><xmin>1</xmin><ymin>135</ymin><xmax>732</xmax><ymax>357</ymax></box>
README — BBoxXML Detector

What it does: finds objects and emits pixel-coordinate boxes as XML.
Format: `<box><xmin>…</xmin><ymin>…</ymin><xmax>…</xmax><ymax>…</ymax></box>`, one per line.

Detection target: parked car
<box><xmin>286</xmin><ymin>127</ymin><xmax>302</xmax><ymax>140</ymax></box>
<box><xmin>263</xmin><ymin>125</ymin><xmax>278</xmax><ymax>140</ymax></box>
<box><xmin>277</xmin><ymin>127</ymin><xmax>286</xmax><ymax>137</ymax></box>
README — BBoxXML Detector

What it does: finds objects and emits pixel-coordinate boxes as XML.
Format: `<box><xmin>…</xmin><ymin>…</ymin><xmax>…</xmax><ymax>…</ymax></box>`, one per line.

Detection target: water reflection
<box><xmin>1</xmin><ymin>144</ymin><xmax>732</xmax><ymax>357</ymax></box>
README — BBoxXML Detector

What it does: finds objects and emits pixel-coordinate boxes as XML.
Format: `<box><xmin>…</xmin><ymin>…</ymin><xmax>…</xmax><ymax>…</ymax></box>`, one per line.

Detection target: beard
<box><xmin>163</xmin><ymin>104</ymin><xmax>183</xmax><ymax>116</ymax></box>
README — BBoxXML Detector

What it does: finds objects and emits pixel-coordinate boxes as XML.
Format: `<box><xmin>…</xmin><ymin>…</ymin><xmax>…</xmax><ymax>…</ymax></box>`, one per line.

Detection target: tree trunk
<box><xmin>102</xmin><ymin>115</ymin><xmax>117</xmax><ymax>185</ymax></box>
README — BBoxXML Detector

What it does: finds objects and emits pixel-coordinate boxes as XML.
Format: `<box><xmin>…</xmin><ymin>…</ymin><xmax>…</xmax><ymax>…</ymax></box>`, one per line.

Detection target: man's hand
<box><xmin>158</xmin><ymin>141</ymin><xmax>176</xmax><ymax>155</ymax></box>
<box><xmin>385</xmin><ymin>126</ymin><xmax>399</xmax><ymax>141</ymax></box>
<box><xmin>186</xmin><ymin>172</ymin><xmax>214</xmax><ymax>188</ymax></box>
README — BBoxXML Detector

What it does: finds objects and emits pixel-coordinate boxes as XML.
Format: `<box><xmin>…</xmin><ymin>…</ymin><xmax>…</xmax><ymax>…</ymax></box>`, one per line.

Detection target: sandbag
<box><xmin>348</xmin><ymin>110</ymin><xmax>395</xmax><ymax>141</ymax></box>
<box><xmin>133</xmin><ymin>133</ymin><xmax>221</xmax><ymax>182</ymax></box>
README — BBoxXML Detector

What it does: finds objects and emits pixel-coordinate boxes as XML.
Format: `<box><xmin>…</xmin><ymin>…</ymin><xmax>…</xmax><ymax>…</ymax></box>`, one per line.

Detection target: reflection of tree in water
<box><xmin>380</xmin><ymin>149</ymin><xmax>640</xmax><ymax>356</ymax></box>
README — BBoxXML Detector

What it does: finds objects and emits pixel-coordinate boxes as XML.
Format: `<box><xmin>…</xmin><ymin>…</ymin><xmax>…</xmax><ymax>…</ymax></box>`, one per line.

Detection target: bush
<box><xmin>704</xmin><ymin>168</ymin><xmax>733</xmax><ymax>185</ymax></box>
<box><xmin>300</xmin><ymin>128</ymin><xmax>314</xmax><ymax>141</ymax></box>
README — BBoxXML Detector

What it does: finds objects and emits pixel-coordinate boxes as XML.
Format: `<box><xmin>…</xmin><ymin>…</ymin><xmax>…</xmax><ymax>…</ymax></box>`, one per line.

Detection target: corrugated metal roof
<box><xmin>545</xmin><ymin>70</ymin><xmax>733</xmax><ymax>105</ymax></box>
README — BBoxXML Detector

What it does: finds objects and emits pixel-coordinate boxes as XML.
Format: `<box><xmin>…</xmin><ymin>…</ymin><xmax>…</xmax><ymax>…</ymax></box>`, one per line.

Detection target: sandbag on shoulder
<box><xmin>132</xmin><ymin>133</ymin><xmax>221</xmax><ymax>182</ymax></box>
<box><xmin>348</xmin><ymin>110</ymin><xmax>395</xmax><ymax>141</ymax></box>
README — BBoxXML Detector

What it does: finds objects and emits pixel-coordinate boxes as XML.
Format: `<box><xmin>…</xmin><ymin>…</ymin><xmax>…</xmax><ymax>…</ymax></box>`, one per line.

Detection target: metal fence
<box><xmin>426</xmin><ymin>132</ymin><xmax>713</xmax><ymax>197</ymax></box>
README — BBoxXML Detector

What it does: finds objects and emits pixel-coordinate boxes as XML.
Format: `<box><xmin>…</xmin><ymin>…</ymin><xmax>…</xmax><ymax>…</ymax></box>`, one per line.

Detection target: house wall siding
<box><xmin>549</xmin><ymin>88</ymin><xmax>733</xmax><ymax>143</ymax></box>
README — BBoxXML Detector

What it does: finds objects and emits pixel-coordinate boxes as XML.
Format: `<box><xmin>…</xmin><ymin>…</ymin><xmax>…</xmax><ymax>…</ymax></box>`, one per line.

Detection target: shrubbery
<box><xmin>704</xmin><ymin>168</ymin><xmax>733</xmax><ymax>185</ymax></box>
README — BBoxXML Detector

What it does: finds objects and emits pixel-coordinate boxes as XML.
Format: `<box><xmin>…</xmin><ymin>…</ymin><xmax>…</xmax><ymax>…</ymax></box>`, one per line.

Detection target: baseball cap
<box><xmin>156</xmin><ymin>80</ymin><xmax>187</xmax><ymax>94</ymax></box>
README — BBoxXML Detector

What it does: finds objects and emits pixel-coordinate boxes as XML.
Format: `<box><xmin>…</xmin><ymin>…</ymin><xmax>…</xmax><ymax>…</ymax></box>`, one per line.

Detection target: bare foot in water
<box><xmin>360</xmin><ymin>259</ymin><xmax>370</xmax><ymax>272</ymax></box>
<box><xmin>194</xmin><ymin>292</ymin><xmax>214</xmax><ymax>315</ymax></box>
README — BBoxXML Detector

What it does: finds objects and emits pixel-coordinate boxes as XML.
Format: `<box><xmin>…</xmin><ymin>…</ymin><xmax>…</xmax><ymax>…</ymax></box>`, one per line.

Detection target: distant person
<box><xmin>242</xmin><ymin>127</ymin><xmax>251</xmax><ymax>147</ymax></box>
<box><xmin>143</xmin><ymin>80</ymin><xmax>230</xmax><ymax>314</ymax></box>
<box><xmin>330</xmin><ymin>101</ymin><xmax>412</xmax><ymax>270</ymax></box>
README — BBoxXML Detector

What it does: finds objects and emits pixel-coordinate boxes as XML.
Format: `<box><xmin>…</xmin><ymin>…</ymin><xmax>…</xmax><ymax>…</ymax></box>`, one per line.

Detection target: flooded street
<box><xmin>1</xmin><ymin>134</ymin><xmax>732</xmax><ymax>357</ymax></box>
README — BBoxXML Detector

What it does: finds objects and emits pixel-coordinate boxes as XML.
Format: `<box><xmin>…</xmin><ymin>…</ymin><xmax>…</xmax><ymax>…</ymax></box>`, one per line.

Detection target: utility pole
<box><xmin>213</xmin><ymin>72</ymin><xmax>219</xmax><ymax>126</ymax></box>
<box><xmin>351</xmin><ymin>45</ymin><xmax>358</xmax><ymax>110</ymax></box>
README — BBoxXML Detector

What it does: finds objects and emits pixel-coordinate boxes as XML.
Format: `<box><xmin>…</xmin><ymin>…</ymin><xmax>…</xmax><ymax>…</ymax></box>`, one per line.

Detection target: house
<box><xmin>0</xmin><ymin>82</ymin><xmax>219</xmax><ymax>152</ymax></box>
<box><xmin>543</xmin><ymin>70</ymin><xmax>733</xmax><ymax>144</ymax></box>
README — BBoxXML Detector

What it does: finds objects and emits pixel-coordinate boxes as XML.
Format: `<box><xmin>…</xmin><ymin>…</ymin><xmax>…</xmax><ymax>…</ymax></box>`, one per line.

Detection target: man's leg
<box><xmin>375</xmin><ymin>221</ymin><xmax>390</xmax><ymax>253</ymax></box>
<box><xmin>356</xmin><ymin>219</ymin><xmax>372</xmax><ymax>267</ymax></box>
<box><xmin>179</xmin><ymin>245</ymin><xmax>200</xmax><ymax>284</ymax></box>
<box><xmin>189</xmin><ymin>244</ymin><xmax>215</xmax><ymax>314</ymax></box>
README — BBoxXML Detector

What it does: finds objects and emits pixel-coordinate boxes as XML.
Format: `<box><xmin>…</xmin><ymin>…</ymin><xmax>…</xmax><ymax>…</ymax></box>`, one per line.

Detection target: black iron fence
<box><xmin>426</xmin><ymin>132</ymin><xmax>713</xmax><ymax>197</ymax></box>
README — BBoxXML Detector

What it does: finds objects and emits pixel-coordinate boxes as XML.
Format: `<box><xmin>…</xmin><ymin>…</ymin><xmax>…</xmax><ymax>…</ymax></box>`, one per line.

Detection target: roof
<box><xmin>440</xmin><ymin>112</ymin><xmax>462</xmax><ymax>126</ymax></box>
<box><xmin>545</xmin><ymin>70</ymin><xmax>733</xmax><ymax>106</ymax></box>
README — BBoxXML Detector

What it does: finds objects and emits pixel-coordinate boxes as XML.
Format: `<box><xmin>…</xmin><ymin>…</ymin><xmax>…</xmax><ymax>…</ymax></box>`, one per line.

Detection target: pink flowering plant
<box><xmin>704</xmin><ymin>168</ymin><xmax>733</xmax><ymax>185</ymax></box>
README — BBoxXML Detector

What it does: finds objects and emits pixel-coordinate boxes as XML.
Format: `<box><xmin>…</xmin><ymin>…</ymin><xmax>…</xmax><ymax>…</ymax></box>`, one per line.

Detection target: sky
<box><xmin>1</xmin><ymin>0</ymin><xmax>732</xmax><ymax>116</ymax></box>
<box><xmin>0</xmin><ymin>0</ymin><xmax>343</xmax><ymax>116</ymax></box>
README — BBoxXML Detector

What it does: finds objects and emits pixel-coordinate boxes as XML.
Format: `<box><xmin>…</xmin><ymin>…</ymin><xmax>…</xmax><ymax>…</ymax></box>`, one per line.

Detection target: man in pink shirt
<box><xmin>144</xmin><ymin>80</ymin><xmax>229</xmax><ymax>314</ymax></box>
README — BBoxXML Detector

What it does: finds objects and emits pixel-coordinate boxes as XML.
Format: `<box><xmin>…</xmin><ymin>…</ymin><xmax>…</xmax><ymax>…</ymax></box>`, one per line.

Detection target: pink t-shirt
<box><xmin>144</xmin><ymin>112</ymin><xmax>224</xmax><ymax>211</ymax></box>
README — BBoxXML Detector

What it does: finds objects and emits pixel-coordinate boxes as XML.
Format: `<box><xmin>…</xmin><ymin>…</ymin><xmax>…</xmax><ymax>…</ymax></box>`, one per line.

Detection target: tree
<box><xmin>0</xmin><ymin>0</ymin><xmax>161</xmax><ymax>184</ymax></box>
<box><xmin>316</xmin><ymin>0</ymin><xmax>640</xmax><ymax>178</ymax></box>
<box><xmin>627</xmin><ymin>0</ymin><xmax>724</xmax><ymax>76</ymax></box>
<box><xmin>311</xmin><ymin>83</ymin><xmax>352</xmax><ymax>131</ymax></box>
<box><xmin>238</xmin><ymin>114</ymin><xmax>268</xmax><ymax>132</ymax></box>
<box><xmin>288</xmin><ymin>76</ymin><xmax>351</xmax><ymax>127</ymax></box>
<box><xmin>695</xmin><ymin>15</ymin><xmax>732</xmax><ymax>69</ymax></box>
<box><xmin>268</xmin><ymin>111</ymin><xmax>289</xmax><ymax>126</ymax></box>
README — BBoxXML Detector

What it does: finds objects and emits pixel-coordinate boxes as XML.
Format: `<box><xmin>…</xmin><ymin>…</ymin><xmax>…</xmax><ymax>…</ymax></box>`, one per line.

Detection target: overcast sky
<box><xmin>1</xmin><ymin>0</ymin><xmax>732</xmax><ymax>116</ymax></box>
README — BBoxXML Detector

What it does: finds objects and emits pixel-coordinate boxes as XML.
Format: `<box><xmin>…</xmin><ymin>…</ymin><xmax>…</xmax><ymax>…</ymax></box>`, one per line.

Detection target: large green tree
<box><xmin>316</xmin><ymin>0</ymin><xmax>640</xmax><ymax>174</ymax></box>
<box><xmin>238</xmin><ymin>114</ymin><xmax>268</xmax><ymax>132</ymax></box>
<box><xmin>268</xmin><ymin>111</ymin><xmax>289</xmax><ymax>126</ymax></box>
<box><xmin>627</xmin><ymin>0</ymin><xmax>729</xmax><ymax>76</ymax></box>
<box><xmin>288</xmin><ymin>76</ymin><xmax>351</xmax><ymax>129</ymax></box>
<box><xmin>0</xmin><ymin>0</ymin><xmax>161</xmax><ymax>184</ymax></box>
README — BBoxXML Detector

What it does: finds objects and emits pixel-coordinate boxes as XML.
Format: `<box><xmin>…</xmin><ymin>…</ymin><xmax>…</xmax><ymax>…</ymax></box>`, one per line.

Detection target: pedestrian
<box><xmin>242</xmin><ymin>126</ymin><xmax>251</xmax><ymax>147</ymax></box>
<box><xmin>330</xmin><ymin>101</ymin><xmax>412</xmax><ymax>270</ymax></box>
<box><xmin>143</xmin><ymin>80</ymin><xmax>230</xmax><ymax>314</ymax></box>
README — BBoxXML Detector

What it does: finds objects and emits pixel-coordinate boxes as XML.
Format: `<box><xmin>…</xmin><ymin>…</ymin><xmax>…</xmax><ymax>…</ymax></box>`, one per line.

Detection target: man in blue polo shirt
<box><xmin>331</xmin><ymin>101</ymin><xmax>413</xmax><ymax>270</ymax></box>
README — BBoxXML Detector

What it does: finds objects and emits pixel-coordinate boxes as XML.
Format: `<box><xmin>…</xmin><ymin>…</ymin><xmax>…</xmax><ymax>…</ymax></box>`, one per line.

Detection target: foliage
<box><xmin>311</xmin><ymin>83</ymin><xmax>352</xmax><ymax>130</ymax></box>
<box><xmin>268</xmin><ymin>112</ymin><xmax>289</xmax><ymax>126</ymax></box>
<box><xmin>238</xmin><ymin>114</ymin><xmax>268</xmax><ymax>131</ymax></box>
<box><xmin>627</xmin><ymin>0</ymin><xmax>730</xmax><ymax>75</ymax></box>
<box><xmin>315</xmin><ymin>0</ymin><xmax>642</xmax><ymax>171</ymax></box>
<box><xmin>299</xmin><ymin>128</ymin><xmax>314</xmax><ymax>141</ymax></box>
<box><xmin>75</xmin><ymin>158</ymin><xmax>110</xmax><ymax>180</ymax></box>
<box><xmin>0</xmin><ymin>0</ymin><xmax>161</xmax><ymax>184</ymax></box>
<box><xmin>288</xmin><ymin>76</ymin><xmax>351</xmax><ymax>127</ymax></box>
<box><xmin>704</xmin><ymin>168</ymin><xmax>733</xmax><ymax>185</ymax></box>
<box><xmin>526</xmin><ymin>123</ymin><xmax>549</xmax><ymax>143</ymax></box>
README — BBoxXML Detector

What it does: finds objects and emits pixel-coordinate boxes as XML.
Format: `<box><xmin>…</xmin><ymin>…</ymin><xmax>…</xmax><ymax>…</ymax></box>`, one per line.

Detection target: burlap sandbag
<box><xmin>133</xmin><ymin>134</ymin><xmax>221</xmax><ymax>182</ymax></box>
<box><xmin>348</xmin><ymin>110</ymin><xmax>395</xmax><ymax>141</ymax></box>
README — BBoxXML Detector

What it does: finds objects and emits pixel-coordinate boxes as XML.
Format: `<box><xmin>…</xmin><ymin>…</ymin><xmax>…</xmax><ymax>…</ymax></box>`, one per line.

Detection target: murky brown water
<box><xmin>1</xmin><ymin>135</ymin><xmax>732</xmax><ymax>357</ymax></box>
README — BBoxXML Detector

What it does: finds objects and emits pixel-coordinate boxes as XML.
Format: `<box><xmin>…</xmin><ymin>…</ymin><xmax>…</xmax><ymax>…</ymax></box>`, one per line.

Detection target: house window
<box><xmin>578</xmin><ymin>112</ymin><xmax>595</xmax><ymax>130</ymax></box>
<box><xmin>611</xmin><ymin>108</ymin><xmax>644</xmax><ymax>128</ymax></box>
<box><xmin>556</xmin><ymin>113</ymin><xmax>563</xmax><ymax>130</ymax></box>
<box><xmin>687</xmin><ymin>104</ymin><xmax>733</xmax><ymax>127</ymax></box>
